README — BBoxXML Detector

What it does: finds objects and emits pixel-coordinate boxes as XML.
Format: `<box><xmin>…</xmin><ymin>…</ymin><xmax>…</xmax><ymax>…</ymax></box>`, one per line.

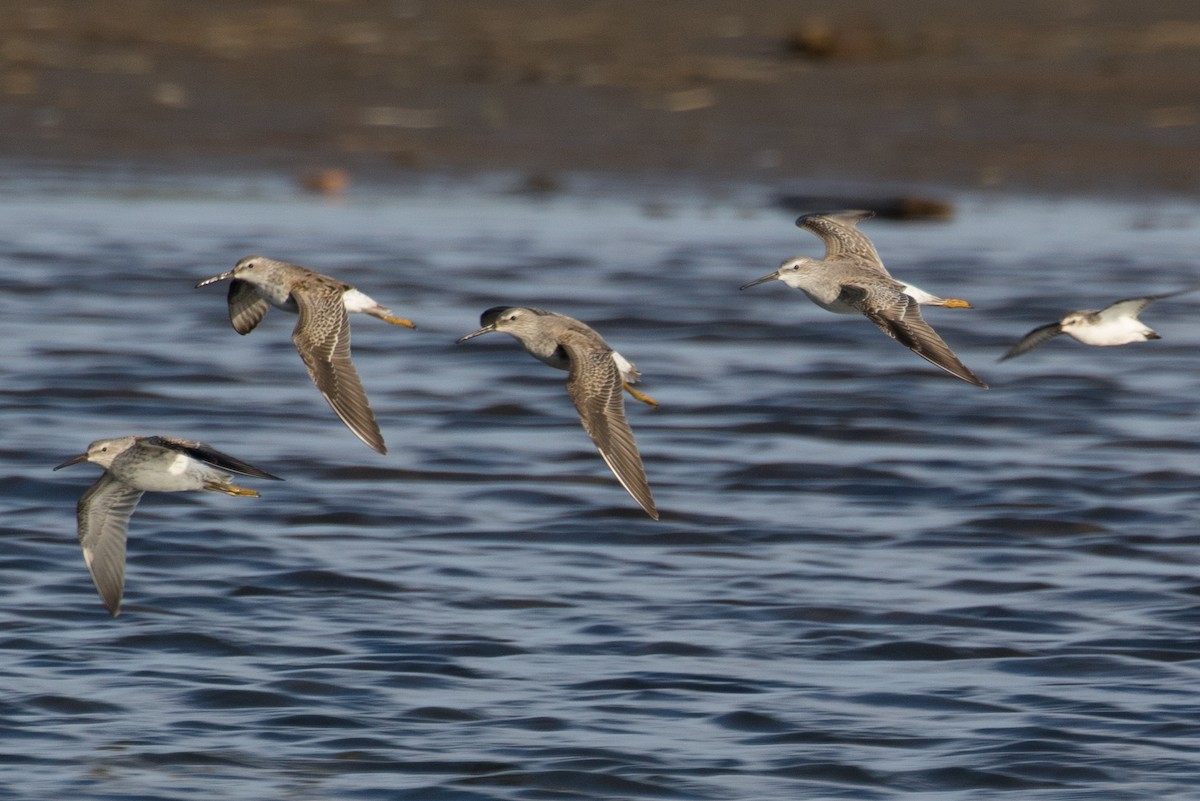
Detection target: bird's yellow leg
<box><xmin>377</xmin><ymin>313</ymin><xmax>417</xmax><ymax>328</ymax></box>
<box><xmin>941</xmin><ymin>298</ymin><xmax>973</xmax><ymax>309</ymax></box>
<box><xmin>624</xmin><ymin>382</ymin><xmax>659</xmax><ymax>408</ymax></box>
<box><xmin>205</xmin><ymin>481</ymin><xmax>260</xmax><ymax>497</ymax></box>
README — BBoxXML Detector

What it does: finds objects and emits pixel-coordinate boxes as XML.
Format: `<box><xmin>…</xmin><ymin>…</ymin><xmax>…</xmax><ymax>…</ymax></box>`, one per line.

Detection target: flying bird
<box><xmin>197</xmin><ymin>256</ymin><xmax>416</xmax><ymax>454</ymax></box>
<box><xmin>54</xmin><ymin>435</ymin><xmax>281</xmax><ymax>616</ymax></box>
<box><xmin>457</xmin><ymin>306</ymin><xmax>659</xmax><ymax>519</ymax></box>
<box><xmin>741</xmin><ymin>211</ymin><xmax>986</xmax><ymax>387</ymax></box>
<box><xmin>1001</xmin><ymin>289</ymin><xmax>1196</xmax><ymax>360</ymax></box>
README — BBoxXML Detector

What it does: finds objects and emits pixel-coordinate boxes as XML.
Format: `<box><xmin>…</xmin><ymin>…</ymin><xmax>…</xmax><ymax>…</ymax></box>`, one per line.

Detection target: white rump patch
<box><xmin>612</xmin><ymin>351</ymin><xmax>641</xmax><ymax>383</ymax></box>
<box><xmin>341</xmin><ymin>288</ymin><xmax>378</xmax><ymax>313</ymax></box>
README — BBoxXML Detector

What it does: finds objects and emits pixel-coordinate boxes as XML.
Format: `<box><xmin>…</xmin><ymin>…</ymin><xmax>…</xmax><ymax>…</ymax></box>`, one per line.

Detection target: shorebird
<box><xmin>741</xmin><ymin>211</ymin><xmax>986</xmax><ymax>388</ymax></box>
<box><xmin>197</xmin><ymin>256</ymin><xmax>415</xmax><ymax>455</ymax></box>
<box><xmin>53</xmin><ymin>435</ymin><xmax>281</xmax><ymax>616</ymax></box>
<box><xmin>457</xmin><ymin>306</ymin><xmax>659</xmax><ymax>519</ymax></box>
<box><xmin>1000</xmin><ymin>289</ymin><xmax>1196</xmax><ymax>360</ymax></box>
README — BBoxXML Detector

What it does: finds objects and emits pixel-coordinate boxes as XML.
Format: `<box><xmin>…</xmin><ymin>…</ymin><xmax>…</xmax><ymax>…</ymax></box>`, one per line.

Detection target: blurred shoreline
<box><xmin>2</xmin><ymin>1</ymin><xmax>1198</xmax><ymax>197</ymax></box>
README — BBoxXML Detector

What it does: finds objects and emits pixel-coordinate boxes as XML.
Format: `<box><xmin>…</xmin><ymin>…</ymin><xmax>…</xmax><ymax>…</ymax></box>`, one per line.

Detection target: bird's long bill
<box><xmin>194</xmin><ymin>270</ymin><xmax>235</xmax><ymax>288</ymax></box>
<box><xmin>52</xmin><ymin>452</ymin><xmax>89</xmax><ymax>471</ymax></box>
<box><xmin>455</xmin><ymin>325</ymin><xmax>495</xmax><ymax>344</ymax></box>
<box><xmin>739</xmin><ymin>272</ymin><xmax>778</xmax><ymax>290</ymax></box>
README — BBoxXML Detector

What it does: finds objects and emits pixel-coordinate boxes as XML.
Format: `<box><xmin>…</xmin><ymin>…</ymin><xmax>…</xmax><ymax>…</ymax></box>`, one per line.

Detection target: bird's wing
<box><xmin>1102</xmin><ymin>295</ymin><xmax>1165</xmax><ymax>319</ymax></box>
<box><xmin>292</xmin><ymin>286</ymin><xmax>387</xmax><ymax>454</ymax></box>
<box><xmin>144</xmin><ymin>436</ymin><xmax>282</xmax><ymax>480</ymax></box>
<box><xmin>842</xmin><ymin>284</ymin><xmax>988</xmax><ymax>387</ymax></box>
<box><xmin>1000</xmin><ymin>321</ymin><xmax>1064</xmax><ymax>361</ymax></box>
<box><xmin>227</xmin><ymin>279</ymin><xmax>271</xmax><ymax>335</ymax></box>
<box><xmin>1101</xmin><ymin>285</ymin><xmax>1199</xmax><ymax>320</ymax></box>
<box><xmin>77</xmin><ymin>474</ymin><xmax>144</xmax><ymax>616</ymax></box>
<box><xmin>561</xmin><ymin>330</ymin><xmax>658</xmax><ymax>519</ymax></box>
<box><xmin>797</xmin><ymin>211</ymin><xmax>888</xmax><ymax>272</ymax></box>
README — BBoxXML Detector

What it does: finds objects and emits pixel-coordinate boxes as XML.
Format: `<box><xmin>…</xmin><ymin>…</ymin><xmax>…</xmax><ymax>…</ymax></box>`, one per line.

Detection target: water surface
<box><xmin>2</xmin><ymin>175</ymin><xmax>1200</xmax><ymax>800</ymax></box>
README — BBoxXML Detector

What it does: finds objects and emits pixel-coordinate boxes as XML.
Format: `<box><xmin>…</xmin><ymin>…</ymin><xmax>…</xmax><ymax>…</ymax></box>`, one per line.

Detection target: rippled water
<box><xmin>3</xmin><ymin>172</ymin><xmax>1200</xmax><ymax>800</ymax></box>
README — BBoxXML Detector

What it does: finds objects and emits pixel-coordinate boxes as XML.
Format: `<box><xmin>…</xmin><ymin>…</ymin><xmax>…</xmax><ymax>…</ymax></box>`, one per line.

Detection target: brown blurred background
<box><xmin>1</xmin><ymin>0</ymin><xmax>1198</xmax><ymax>193</ymax></box>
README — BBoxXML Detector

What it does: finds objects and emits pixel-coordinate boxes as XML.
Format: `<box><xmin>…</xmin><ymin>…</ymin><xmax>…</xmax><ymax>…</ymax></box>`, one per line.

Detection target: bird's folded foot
<box><xmin>378</xmin><ymin>313</ymin><xmax>417</xmax><ymax>328</ymax></box>
<box><xmin>206</xmin><ymin>481</ymin><xmax>261</xmax><ymax>497</ymax></box>
<box><xmin>623</xmin><ymin>383</ymin><xmax>659</xmax><ymax>408</ymax></box>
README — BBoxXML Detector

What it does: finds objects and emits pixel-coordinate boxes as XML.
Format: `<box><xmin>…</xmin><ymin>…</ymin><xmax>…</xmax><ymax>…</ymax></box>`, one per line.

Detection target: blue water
<box><xmin>3</xmin><ymin>172</ymin><xmax>1200</xmax><ymax>800</ymax></box>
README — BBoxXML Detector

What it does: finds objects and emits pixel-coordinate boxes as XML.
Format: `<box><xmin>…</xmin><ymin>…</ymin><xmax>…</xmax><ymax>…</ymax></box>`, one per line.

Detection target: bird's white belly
<box><xmin>806</xmin><ymin>292</ymin><xmax>858</xmax><ymax>314</ymax></box>
<box><xmin>533</xmin><ymin>353</ymin><xmax>569</xmax><ymax>371</ymax></box>
<box><xmin>776</xmin><ymin>273</ymin><xmax>855</xmax><ymax>314</ymax></box>
<box><xmin>253</xmin><ymin>283</ymin><xmax>296</xmax><ymax>310</ymax></box>
<box><xmin>128</xmin><ymin>455</ymin><xmax>203</xmax><ymax>492</ymax></box>
<box><xmin>1069</xmin><ymin>320</ymin><xmax>1150</xmax><ymax>346</ymax></box>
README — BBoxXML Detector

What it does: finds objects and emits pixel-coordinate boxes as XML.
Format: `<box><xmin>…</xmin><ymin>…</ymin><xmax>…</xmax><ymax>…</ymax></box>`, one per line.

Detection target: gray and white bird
<box><xmin>53</xmin><ymin>435</ymin><xmax>281</xmax><ymax>616</ymax></box>
<box><xmin>1000</xmin><ymin>289</ymin><xmax>1196</xmax><ymax>360</ymax></box>
<box><xmin>457</xmin><ymin>306</ymin><xmax>659</xmax><ymax>519</ymax></box>
<box><xmin>741</xmin><ymin>211</ymin><xmax>986</xmax><ymax>388</ymax></box>
<box><xmin>197</xmin><ymin>256</ymin><xmax>416</xmax><ymax>455</ymax></box>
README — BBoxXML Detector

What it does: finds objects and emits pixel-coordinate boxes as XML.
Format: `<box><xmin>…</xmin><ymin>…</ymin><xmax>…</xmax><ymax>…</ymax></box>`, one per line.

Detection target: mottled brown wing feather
<box><xmin>842</xmin><ymin>285</ymin><xmax>988</xmax><ymax>387</ymax></box>
<box><xmin>77</xmin><ymin>474</ymin><xmax>144</xmax><ymax>616</ymax></box>
<box><xmin>797</xmin><ymin>211</ymin><xmax>886</xmax><ymax>269</ymax></box>
<box><xmin>227</xmin><ymin>279</ymin><xmax>271</xmax><ymax>335</ymax></box>
<box><xmin>561</xmin><ymin>330</ymin><xmax>658</xmax><ymax>519</ymax></box>
<box><xmin>292</xmin><ymin>287</ymin><xmax>387</xmax><ymax>454</ymax></box>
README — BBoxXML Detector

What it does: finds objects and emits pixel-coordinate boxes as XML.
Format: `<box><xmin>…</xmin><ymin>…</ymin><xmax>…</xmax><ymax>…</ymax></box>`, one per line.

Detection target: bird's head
<box><xmin>456</xmin><ymin>306</ymin><xmax>544</xmax><ymax>342</ymax></box>
<box><xmin>1059</xmin><ymin>311</ymin><xmax>1093</xmax><ymax>331</ymax></box>
<box><xmin>195</xmin><ymin>255</ymin><xmax>271</xmax><ymax>288</ymax></box>
<box><xmin>54</xmin><ymin>436</ymin><xmax>138</xmax><ymax>471</ymax></box>
<box><xmin>740</xmin><ymin>256</ymin><xmax>818</xmax><ymax>290</ymax></box>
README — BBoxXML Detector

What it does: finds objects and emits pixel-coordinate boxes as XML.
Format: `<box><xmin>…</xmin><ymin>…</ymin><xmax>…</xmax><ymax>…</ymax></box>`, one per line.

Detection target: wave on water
<box><xmin>2</xmin><ymin>178</ymin><xmax>1200</xmax><ymax>799</ymax></box>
